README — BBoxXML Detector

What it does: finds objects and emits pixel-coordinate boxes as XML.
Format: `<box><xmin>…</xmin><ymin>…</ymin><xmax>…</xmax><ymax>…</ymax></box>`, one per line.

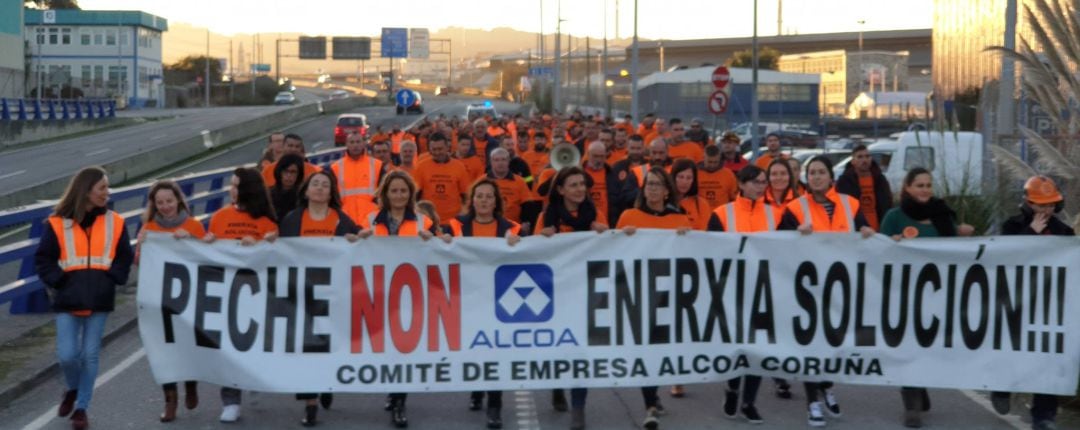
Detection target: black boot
<box><xmin>301</xmin><ymin>404</ymin><xmax>318</xmax><ymax>427</ymax></box>
<box><xmin>486</xmin><ymin>407</ymin><xmax>503</xmax><ymax>429</ymax></box>
<box><xmin>469</xmin><ymin>392</ymin><xmax>484</xmax><ymax>411</ymax></box>
<box><xmin>319</xmin><ymin>393</ymin><xmax>333</xmax><ymax>410</ymax></box>
<box><xmin>552</xmin><ymin>389</ymin><xmax>568</xmax><ymax>412</ymax></box>
<box><xmin>391</xmin><ymin>399</ymin><xmax>408</xmax><ymax>428</ymax></box>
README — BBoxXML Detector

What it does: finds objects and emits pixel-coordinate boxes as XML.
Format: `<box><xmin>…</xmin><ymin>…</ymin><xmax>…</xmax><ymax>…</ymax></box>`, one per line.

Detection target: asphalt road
<box><xmin>0</xmin><ymin>322</ymin><xmax>1023</xmax><ymax>430</ymax></box>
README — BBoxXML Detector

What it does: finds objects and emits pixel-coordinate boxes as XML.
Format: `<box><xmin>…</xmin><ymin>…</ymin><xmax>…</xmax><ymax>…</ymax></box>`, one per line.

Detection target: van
<box><xmin>833</xmin><ymin>131</ymin><xmax>984</xmax><ymax>196</ymax></box>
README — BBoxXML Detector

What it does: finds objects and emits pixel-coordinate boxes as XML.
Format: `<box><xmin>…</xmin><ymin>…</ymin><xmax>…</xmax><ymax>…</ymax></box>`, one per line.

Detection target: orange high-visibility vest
<box><xmin>367</xmin><ymin>212</ymin><xmax>430</xmax><ymax>237</ymax></box>
<box><xmin>332</xmin><ymin>155</ymin><xmax>383</xmax><ymax>222</ymax></box>
<box><xmin>48</xmin><ymin>211</ymin><xmax>125</xmax><ymax>272</ymax></box>
<box><xmin>785</xmin><ymin>189</ymin><xmax>859</xmax><ymax>233</ymax></box>
<box><xmin>715</xmin><ymin>195</ymin><xmax>780</xmax><ymax>233</ymax></box>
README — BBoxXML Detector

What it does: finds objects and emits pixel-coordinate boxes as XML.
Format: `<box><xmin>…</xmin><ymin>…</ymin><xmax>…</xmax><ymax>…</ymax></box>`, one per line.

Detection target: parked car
<box><xmin>740</xmin><ymin>129</ymin><xmax>822</xmax><ymax>153</ymax></box>
<box><xmin>273</xmin><ymin>92</ymin><xmax>297</xmax><ymax>105</ymax></box>
<box><xmin>328</xmin><ymin>89</ymin><xmax>350</xmax><ymax>100</ymax></box>
<box><xmin>832</xmin><ymin>131</ymin><xmax>984</xmax><ymax>195</ymax></box>
<box><xmin>334</xmin><ymin>113</ymin><xmax>369</xmax><ymax>145</ymax></box>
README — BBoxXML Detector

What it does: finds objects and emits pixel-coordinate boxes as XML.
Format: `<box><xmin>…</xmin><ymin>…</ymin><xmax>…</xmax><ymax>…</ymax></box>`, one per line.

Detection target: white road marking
<box><xmin>21</xmin><ymin>348</ymin><xmax>147</xmax><ymax>430</ymax></box>
<box><xmin>959</xmin><ymin>390</ymin><xmax>1026</xmax><ymax>430</ymax></box>
<box><xmin>0</xmin><ymin>169</ymin><xmax>27</xmax><ymax>180</ymax></box>
<box><xmin>512</xmin><ymin>390</ymin><xmax>539</xmax><ymax>430</ymax></box>
<box><xmin>312</xmin><ymin>141</ymin><xmax>325</xmax><ymax>149</ymax></box>
<box><xmin>85</xmin><ymin>148</ymin><xmax>110</xmax><ymax>157</ymax></box>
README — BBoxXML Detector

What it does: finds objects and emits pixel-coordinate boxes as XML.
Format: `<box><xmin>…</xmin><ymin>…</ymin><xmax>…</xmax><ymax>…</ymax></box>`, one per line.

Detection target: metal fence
<box><xmin>0</xmin><ymin>98</ymin><xmax>117</xmax><ymax>122</ymax></box>
<box><xmin>0</xmin><ymin>147</ymin><xmax>347</xmax><ymax>312</ymax></box>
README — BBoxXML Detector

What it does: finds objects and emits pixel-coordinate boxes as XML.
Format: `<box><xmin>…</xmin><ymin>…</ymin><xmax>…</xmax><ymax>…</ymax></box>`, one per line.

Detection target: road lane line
<box><xmin>0</xmin><ymin>169</ymin><xmax>27</xmax><ymax>180</ymax></box>
<box><xmin>312</xmin><ymin>141</ymin><xmax>325</xmax><ymax>149</ymax></box>
<box><xmin>21</xmin><ymin>348</ymin><xmax>146</xmax><ymax>430</ymax></box>
<box><xmin>511</xmin><ymin>390</ymin><xmax>539</xmax><ymax>430</ymax></box>
<box><xmin>959</xmin><ymin>390</ymin><xmax>1026</xmax><ymax>430</ymax></box>
<box><xmin>85</xmin><ymin>148</ymin><xmax>110</xmax><ymax>157</ymax></box>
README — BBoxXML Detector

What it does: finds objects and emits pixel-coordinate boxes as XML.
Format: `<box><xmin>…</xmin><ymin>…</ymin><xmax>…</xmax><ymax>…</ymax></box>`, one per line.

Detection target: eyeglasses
<box><xmin>750</xmin><ymin>179</ymin><xmax>768</xmax><ymax>185</ymax></box>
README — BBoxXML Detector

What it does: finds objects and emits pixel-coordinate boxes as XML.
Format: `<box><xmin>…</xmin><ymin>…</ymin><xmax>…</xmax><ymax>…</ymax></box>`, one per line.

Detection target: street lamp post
<box><xmin>630</xmin><ymin>0</ymin><xmax>639</xmax><ymax>126</ymax></box>
<box><xmin>750</xmin><ymin>0</ymin><xmax>760</xmax><ymax>162</ymax></box>
<box><xmin>857</xmin><ymin>19</ymin><xmax>865</xmax><ymax>94</ymax></box>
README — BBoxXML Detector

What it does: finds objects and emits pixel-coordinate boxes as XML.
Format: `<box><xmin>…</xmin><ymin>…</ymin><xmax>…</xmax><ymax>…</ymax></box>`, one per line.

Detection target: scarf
<box><xmin>900</xmin><ymin>196</ymin><xmax>957</xmax><ymax>237</ymax></box>
<box><xmin>544</xmin><ymin>199</ymin><xmax>597</xmax><ymax>232</ymax></box>
<box><xmin>154</xmin><ymin>210</ymin><xmax>190</xmax><ymax>230</ymax></box>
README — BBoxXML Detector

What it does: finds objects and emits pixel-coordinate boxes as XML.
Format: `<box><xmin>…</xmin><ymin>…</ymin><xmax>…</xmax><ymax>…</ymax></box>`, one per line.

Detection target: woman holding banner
<box><xmin>357</xmin><ymin>170</ymin><xmax>440</xmax><ymax>428</ymax></box>
<box><xmin>135</xmin><ymin>180</ymin><xmax>207</xmax><ymax>423</ymax></box>
<box><xmin>535</xmin><ymin>166</ymin><xmax>608</xmax><ymax>430</ymax></box>
<box><xmin>761</xmin><ymin>159</ymin><xmax>800</xmax><ymax>400</ymax></box>
<box><xmin>35</xmin><ymin>166</ymin><xmax>134</xmax><ymax>430</ymax></box>
<box><xmin>616</xmin><ymin>166</ymin><xmax>692</xmax><ymax>430</ymax></box>
<box><xmin>705</xmin><ymin>165</ymin><xmax>778</xmax><ymax>424</ymax></box>
<box><xmin>879</xmin><ymin>167</ymin><xmax>973</xmax><ymax>428</ymax></box>
<box><xmin>204</xmin><ymin>167</ymin><xmax>279</xmax><ymax>423</ymax></box>
<box><xmin>777</xmin><ymin>156</ymin><xmax>874</xmax><ymax>428</ymax></box>
<box><xmin>444</xmin><ymin>178</ymin><xmax>522</xmax><ymax>429</ymax></box>
<box><xmin>278</xmin><ymin>170</ymin><xmax>359</xmax><ymax>426</ymax></box>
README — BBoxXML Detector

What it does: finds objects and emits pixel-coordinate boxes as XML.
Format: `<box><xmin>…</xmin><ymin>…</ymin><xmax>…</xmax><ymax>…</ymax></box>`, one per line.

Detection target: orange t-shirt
<box><xmin>697</xmin><ymin>167</ymin><xmax>739</xmax><ymax>210</ymax></box>
<box><xmin>753</xmin><ymin>153</ymin><xmax>789</xmax><ymax>170</ymax></box>
<box><xmin>300</xmin><ymin>209</ymin><xmax>340</xmax><ymax>237</ymax></box>
<box><xmin>668</xmin><ymin>142</ymin><xmax>704</xmax><ymax>164</ymax></box>
<box><xmin>520</xmin><ymin>151</ymin><xmax>550</xmax><ymax>182</ymax></box>
<box><xmin>679</xmin><ymin>196</ymin><xmax>712</xmax><ymax>231</ymax></box>
<box><xmin>615</xmin><ymin>208</ymin><xmax>692</xmax><ymax>230</ymax></box>
<box><xmin>457</xmin><ymin>155</ymin><xmax>486</xmax><ymax>182</ymax></box>
<box><xmin>141</xmin><ymin>217</ymin><xmax>207</xmax><ymax>238</ymax></box>
<box><xmin>414</xmin><ymin>158</ymin><xmax>472</xmax><ymax>222</ymax></box>
<box><xmin>858</xmin><ymin>174</ymin><xmax>879</xmax><ymax>231</ymax></box>
<box><xmin>492</xmin><ymin>175</ymin><xmax>538</xmax><ymax>223</ymax></box>
<box><xmin>584</xmin><ymin>166</ymin><xmax>610</xmax><ymax>223</ymax></box>
<box><xmin>208</xmin><ymin>205</ymin><xmax>278</xmax><ymax>240</ymax></box>
<box><xmin>262</xmin><ymin>161</ymin><xmax>321</xmax><ymax>188</ymax></box>
<box><xmin>608</xmin><ymin>147</ymin><xmax>628</xmax><ymax>164</ymax></box>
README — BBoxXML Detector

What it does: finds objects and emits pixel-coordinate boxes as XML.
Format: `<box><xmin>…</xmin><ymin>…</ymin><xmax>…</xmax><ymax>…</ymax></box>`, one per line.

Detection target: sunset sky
<box><xmin>78</xmin><ymin>0</ymin><xmax>932</xmax><ymax>40</ymax></box>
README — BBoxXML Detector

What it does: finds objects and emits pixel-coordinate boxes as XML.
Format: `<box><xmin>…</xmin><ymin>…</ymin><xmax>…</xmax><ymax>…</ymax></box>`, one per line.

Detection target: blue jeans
<box><xmin>56</xmin><ymin>312</ymin><xmax>109</xmax><ymax>411</ymax></box>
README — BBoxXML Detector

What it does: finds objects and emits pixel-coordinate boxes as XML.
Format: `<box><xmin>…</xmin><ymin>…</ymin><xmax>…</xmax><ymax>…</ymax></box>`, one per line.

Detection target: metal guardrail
<box><xmin>0</xmin><ymin>147</ymin><xmax>346</xmax><ymax>311</ymax></box>
<box><xmin>1</xmin><ymin>98</ymin><xmax>117</xmax><ymax>122</ymax></box>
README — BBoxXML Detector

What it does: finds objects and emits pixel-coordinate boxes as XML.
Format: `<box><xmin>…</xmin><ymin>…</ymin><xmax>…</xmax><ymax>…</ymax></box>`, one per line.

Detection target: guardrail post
<box><xmin>61</xmin><ymin>99</ymin><xmax>70</xmax><ymax>120</ymax></box>
<box><xmin>10</xmin><ymin>221</ymin><xmax>50</xmax><ymax>314</ymax></box>
<box><xmin>1</xmin><ymin>98</ymin><xmax>9</xmax><ymax>121</ymax></box>
<box><xmin>32</xmin><ymin>99</ymin><xmax>42</xmax><ymax>121</ymax></box>
<box><xmin>107</xmin><ymin>100</ymin><xmax>116</xmax><ymax>117</ymax></box>
<box><xmin>46</xmin><ymin>99</ymin><xmax>57</xmax><ymax>121</ymax></box>
<box><xmin>16</xmin><ymin>99</ymin><xmax>27</xmax><ymax>121</ymax></box>
<box><xmin>73</xmin><ymin>100</ymin><xmax>82</xmax><ymax>120</ymax></box>
<box><xmin>96</xmin><ymin>100</ymin><xmax>105</xmax><ymax>118</ymax></box>
<box><xmin>85</xmin><ymin>100</ymin><xmax>95</xmax><ymax>119</ymax></box>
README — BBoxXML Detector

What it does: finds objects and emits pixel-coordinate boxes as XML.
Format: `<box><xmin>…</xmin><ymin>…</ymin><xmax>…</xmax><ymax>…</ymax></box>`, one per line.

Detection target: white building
<box><xmin>0</xmin><ymin>3</ymin><xmax>24</xmax><ymax>99</ymax></box>
<box><xmin>24</xmin><ymin>9</ymin><xmax>167</xmax><ymax>108</ymax></box>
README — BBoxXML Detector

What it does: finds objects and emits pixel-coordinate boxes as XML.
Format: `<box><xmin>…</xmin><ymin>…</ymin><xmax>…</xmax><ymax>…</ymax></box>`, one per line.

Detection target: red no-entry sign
<box><xmin>708</xmin><ymin>90</ymin><xmax>729</xmax><ymax>115</ymax></box>
<box><xmin>712</xmin><ymin>66</ymin><xmax>730</xmax><ymax>89</ymax></box>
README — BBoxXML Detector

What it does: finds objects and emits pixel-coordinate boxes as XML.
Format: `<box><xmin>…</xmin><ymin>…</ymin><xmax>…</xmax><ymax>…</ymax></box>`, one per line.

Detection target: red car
<box><xmin>334</xmin><ymin>113</ymin><xmax>369</xmax><ymax>145</ymax></box>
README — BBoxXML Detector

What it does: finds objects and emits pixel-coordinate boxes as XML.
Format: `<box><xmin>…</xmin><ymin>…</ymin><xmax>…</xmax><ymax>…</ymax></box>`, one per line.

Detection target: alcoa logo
<box><xmin>494</xmin><ymin>264</ymin><xmax>554</xmax><ymax>323</ymax></box>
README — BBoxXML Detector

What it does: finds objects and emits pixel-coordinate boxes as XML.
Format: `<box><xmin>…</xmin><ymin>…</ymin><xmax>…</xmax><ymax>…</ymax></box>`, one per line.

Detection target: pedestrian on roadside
<box><xmin>879</xmin><ymin>167</ymin><xmax>974</xmax><ymax>428</ymax></box>
<box><xmin>990</xmin><ymin>175</ymin><xmax>1075</xmax><ymax>430</ymax></box>
<box><xmin>204</xmin><ymin>167</ymin><xmax>279</xmax><ymax>423</ymax></box>
<box><xmin>278</xmin><ymin>170</ymin><xmax>359</xmax><ymax>427</ymax></box>
<box><xmin>135</xmin><ymin>180</ymin><xmax>206</xmax><ymax>423</ymax></box>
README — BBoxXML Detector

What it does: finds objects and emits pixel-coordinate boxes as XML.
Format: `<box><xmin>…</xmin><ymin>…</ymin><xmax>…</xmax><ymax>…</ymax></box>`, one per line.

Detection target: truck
<box><xmin>833</xmin><ymin>131</ymin><xmax>985</xmax><ymax>196</ymax></box>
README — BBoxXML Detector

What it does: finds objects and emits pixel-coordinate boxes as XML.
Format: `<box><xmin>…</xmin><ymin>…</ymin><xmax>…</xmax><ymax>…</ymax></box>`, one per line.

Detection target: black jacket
<box><xmin>34</xmin><ymin>207</ymin><xmax>134</xmax><ymax>312</ymax></box>
<box><xmin>278</xmin><ymin>207</ymin><xmax>360</xmax><ymax>237</ymax></box>
<box><xmin>1001</xmin><ymin>205</ymin><xmax>1076</xmax><ymax>236</ymax></box>
<box><xmin>835</xmin><ymin>162</ymin><xmax>893</xmax><ymax>224</ymax></box>
<box><xmin>536</xmin><ymin>164</ymin><xmax>640</xmax><ymax>227</ymax></box>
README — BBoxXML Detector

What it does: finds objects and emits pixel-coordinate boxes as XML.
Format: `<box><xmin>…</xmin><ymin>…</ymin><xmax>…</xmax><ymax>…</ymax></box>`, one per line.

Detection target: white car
<box><xmin>328</xmin><ymin>90</ymin><xmax>350</xmax><ymax>100</ymax></box>
<box><xmin>273</xmin><ymin>92</ymin><xmax>297</xmax><ymax>105</ymax></box>
<box><xmin>465</xmin><ymin>103</ymin><xmax>497</xmax><ymax>121</ymax></box>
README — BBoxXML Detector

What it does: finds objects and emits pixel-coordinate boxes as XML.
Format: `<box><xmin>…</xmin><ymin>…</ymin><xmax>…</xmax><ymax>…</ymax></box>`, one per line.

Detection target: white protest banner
<box><xmin>137</xmin><ymin>230</ymin><xmax>1080</xmax><ymax>394</ymax></box>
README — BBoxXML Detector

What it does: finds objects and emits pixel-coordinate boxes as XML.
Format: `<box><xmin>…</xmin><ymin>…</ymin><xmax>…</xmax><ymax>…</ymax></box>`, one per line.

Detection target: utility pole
<box><xmin>750</xmin><ymin>0</ymin><xmax>760</xmax><ymax>162</ymax></box>
<box><xmin>777</xmin><ymin>0</ymin><xmax>783</xmax><ymax>36</ymax></box>
<box><xmin>630</xmin><ymin>0</ymin><xmax>639</xmax><ymax>125</ymax></box>
<box><xmin>585</xmin><ymin>36</ymin><xmax>591</xmax><ymax>105</ymax></box>
<box><xmin>603</xmin><ymin>0</ymin><xmax>609</xmax><ymax>118</ymax></box>
<box><xmin>998</xmin><ymin>0</ymin><xmax>1017</xmax><ymax>136</ymax></box>
<box><xmin>275</xmin><ymin>38</ymin><xmax>280</xmax><ymax>84</ymax></box>
<box><xmin>205</xmin><ymin>28</ymin><xmax>210</xmax><ymax>107</ymax></box>
<box><xmin>553</xmin><ymin>0</ymin><xmax>563</xmax><ymax>112</ymax></box>
<box><xmin>857</xmin><ymin>20</ymin><xmax>865</xmax><ymax>94</ymax></box>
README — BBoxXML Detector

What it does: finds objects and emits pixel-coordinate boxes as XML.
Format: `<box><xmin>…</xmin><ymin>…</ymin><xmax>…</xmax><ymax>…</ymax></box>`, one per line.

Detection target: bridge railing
<box><xmin>0</xmin><ymin>147</ymin><xmax>346</xmax><ymax>310</ymax></box>
<box><xmin>0</xmin><ymin>97</ymin><xmax>118</xmax><ymax>122</ymax></box>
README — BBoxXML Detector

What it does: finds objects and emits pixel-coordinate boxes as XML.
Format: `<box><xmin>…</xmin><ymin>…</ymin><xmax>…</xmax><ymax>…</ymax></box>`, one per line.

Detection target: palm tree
<box><xmin>987</xmin><ymin>0</ymin><xmax>1080</xmax><ymax>230</ymax></box>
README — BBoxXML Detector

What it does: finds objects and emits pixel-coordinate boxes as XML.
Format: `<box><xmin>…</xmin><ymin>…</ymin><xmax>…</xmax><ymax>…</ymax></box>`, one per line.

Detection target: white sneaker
<box><xmin>807</xmin><ymin>401</ymin><xmax>826</xmax><ymax>427</ymax></box>
<box><xmin>823</xmin><ymin>390</ymin><xmax>841</xmax><ymax>417</ymax></box>
<box><xmin>220</xmin><ymin>404</ymin><xmax>241</xmax><ymax>423</ymax></box>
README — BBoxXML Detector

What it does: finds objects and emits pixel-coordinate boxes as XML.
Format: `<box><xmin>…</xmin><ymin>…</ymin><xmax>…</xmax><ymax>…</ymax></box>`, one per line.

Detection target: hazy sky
<box><xmin>78</xmin><ymin>0</ymin><xmax>932</xmax><ymax>40</ymax></box>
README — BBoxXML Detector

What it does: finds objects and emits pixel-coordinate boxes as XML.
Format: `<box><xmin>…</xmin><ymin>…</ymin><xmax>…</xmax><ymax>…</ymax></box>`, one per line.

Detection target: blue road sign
<box><xmin>395</xmin><ymin>89</ymin><xmax>416</xmax><ymax>107</ymax></box>
<box><xmin>529</xmin><ymin>67</ymin><xmax>553</xmax><ymax>77</ymax></box>
<box><xmin>381</xmin><ymin>28</ymin><xmax>409</xmax><ymax>58</ymax></box>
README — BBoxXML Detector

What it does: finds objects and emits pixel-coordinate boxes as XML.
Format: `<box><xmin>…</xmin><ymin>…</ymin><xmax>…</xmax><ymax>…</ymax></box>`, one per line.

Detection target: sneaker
<box><xmin>776</xmin><ymin>382</ymin><xmax>793</xmax><ymax>400</ymax></box>
<box><xmin>469</xmin><ymin>394</ymin><xmax>483</xmax><ymax>411</ymax></box>
<box><xmin>643</xmin><ymin>407</ymin><xmax>660</xmax><ymax>430</ymax></box>
<box><xmin>741</xmin><ymin>404</ymin><xmax>764</xmax><ymax>424</ymax></box>
<box><xmin>384</xmin><ymin>395</ymin><xmax>394</xmax><ymax>411</ymax></box>
<box><xmin>723</xmin><ymin>390</ymin><xmax>738</xmax><ymax>419</ymax></box>
<box><xmin>807</xmin><ymin>402</ymin><xmax>826</xmax><ymax>427</ymax></box>
<box><xmin>991</xmin><ymin>391</ymin><xmax>1011</xmax><ymax>415</ymax></box>
<box><xmin>823</xmin><ymin>390</ymin><xmax>841</xmax><ymax>417</ymax></box>
<box><xmin>571</xmin><ymin>407</ymin><xmax>586</xmax><ymax>430</ymax></box>
<box><xmin>220</xmin><ymin>404</ymin><xmax>241</xmax><ymax>423</ymax></box>
<box><xmin>1033</xmin><ymin>420</ymin><xmax>1059</xmax><ymax>430</ymax></box>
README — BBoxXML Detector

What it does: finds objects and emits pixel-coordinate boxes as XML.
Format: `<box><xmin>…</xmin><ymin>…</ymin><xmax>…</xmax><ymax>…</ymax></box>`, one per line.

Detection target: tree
<box><xmin>725</xmin><ymin>47</ymin><xmax>782</xmax><ymax>70</ymax></box>
<box><xmin>166</xmin><ymin>55</ymin><xmax>224</xmax><ymax>84</ymax></box>
<box><xmin>987</xmin><ymin>0</ymin><xmax>1080</xmax><ymax>230</ymax></box>
<box><xmin>24</xmin><ymin>0</ymin><xmax>80</xmax><ymax>9</ymax></box>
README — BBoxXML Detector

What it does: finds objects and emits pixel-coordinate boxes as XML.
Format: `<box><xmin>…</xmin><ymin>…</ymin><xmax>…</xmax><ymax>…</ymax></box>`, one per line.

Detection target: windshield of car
<box><xmin>337</xmin><ymin>117</ymin><xmax>365</xmax><ymax>126</ymax></box>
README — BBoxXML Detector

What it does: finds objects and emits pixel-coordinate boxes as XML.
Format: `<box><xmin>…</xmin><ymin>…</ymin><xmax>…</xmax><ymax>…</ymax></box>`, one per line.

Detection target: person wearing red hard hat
<box><xmin>991</xmin><ymin>175</ymin><xmax>1074</xmax><ymax>430</ymax></box>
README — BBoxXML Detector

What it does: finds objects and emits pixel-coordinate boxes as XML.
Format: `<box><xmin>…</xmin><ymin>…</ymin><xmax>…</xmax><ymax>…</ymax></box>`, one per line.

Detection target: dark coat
<box><xmin>1001</xmin><ymin>205</ymin><xmax>1076</xmax><ymax>236</ymax></box>
<box><xmin>34</xmin><ymin>207</ymin><xmax>134</xmax><ymax>312</ymax></box>
<box><xmin>835</xmin><ymin>161</ymin><xmax>893</xmax><ymax>224</ymax></box>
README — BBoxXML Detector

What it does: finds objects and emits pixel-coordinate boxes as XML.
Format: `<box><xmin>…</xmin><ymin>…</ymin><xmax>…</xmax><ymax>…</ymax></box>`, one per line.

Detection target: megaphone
<box><xmin>550</xmin><ymin>143</ymin><xmax>581</xmax><ymax>171</ymax></box>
